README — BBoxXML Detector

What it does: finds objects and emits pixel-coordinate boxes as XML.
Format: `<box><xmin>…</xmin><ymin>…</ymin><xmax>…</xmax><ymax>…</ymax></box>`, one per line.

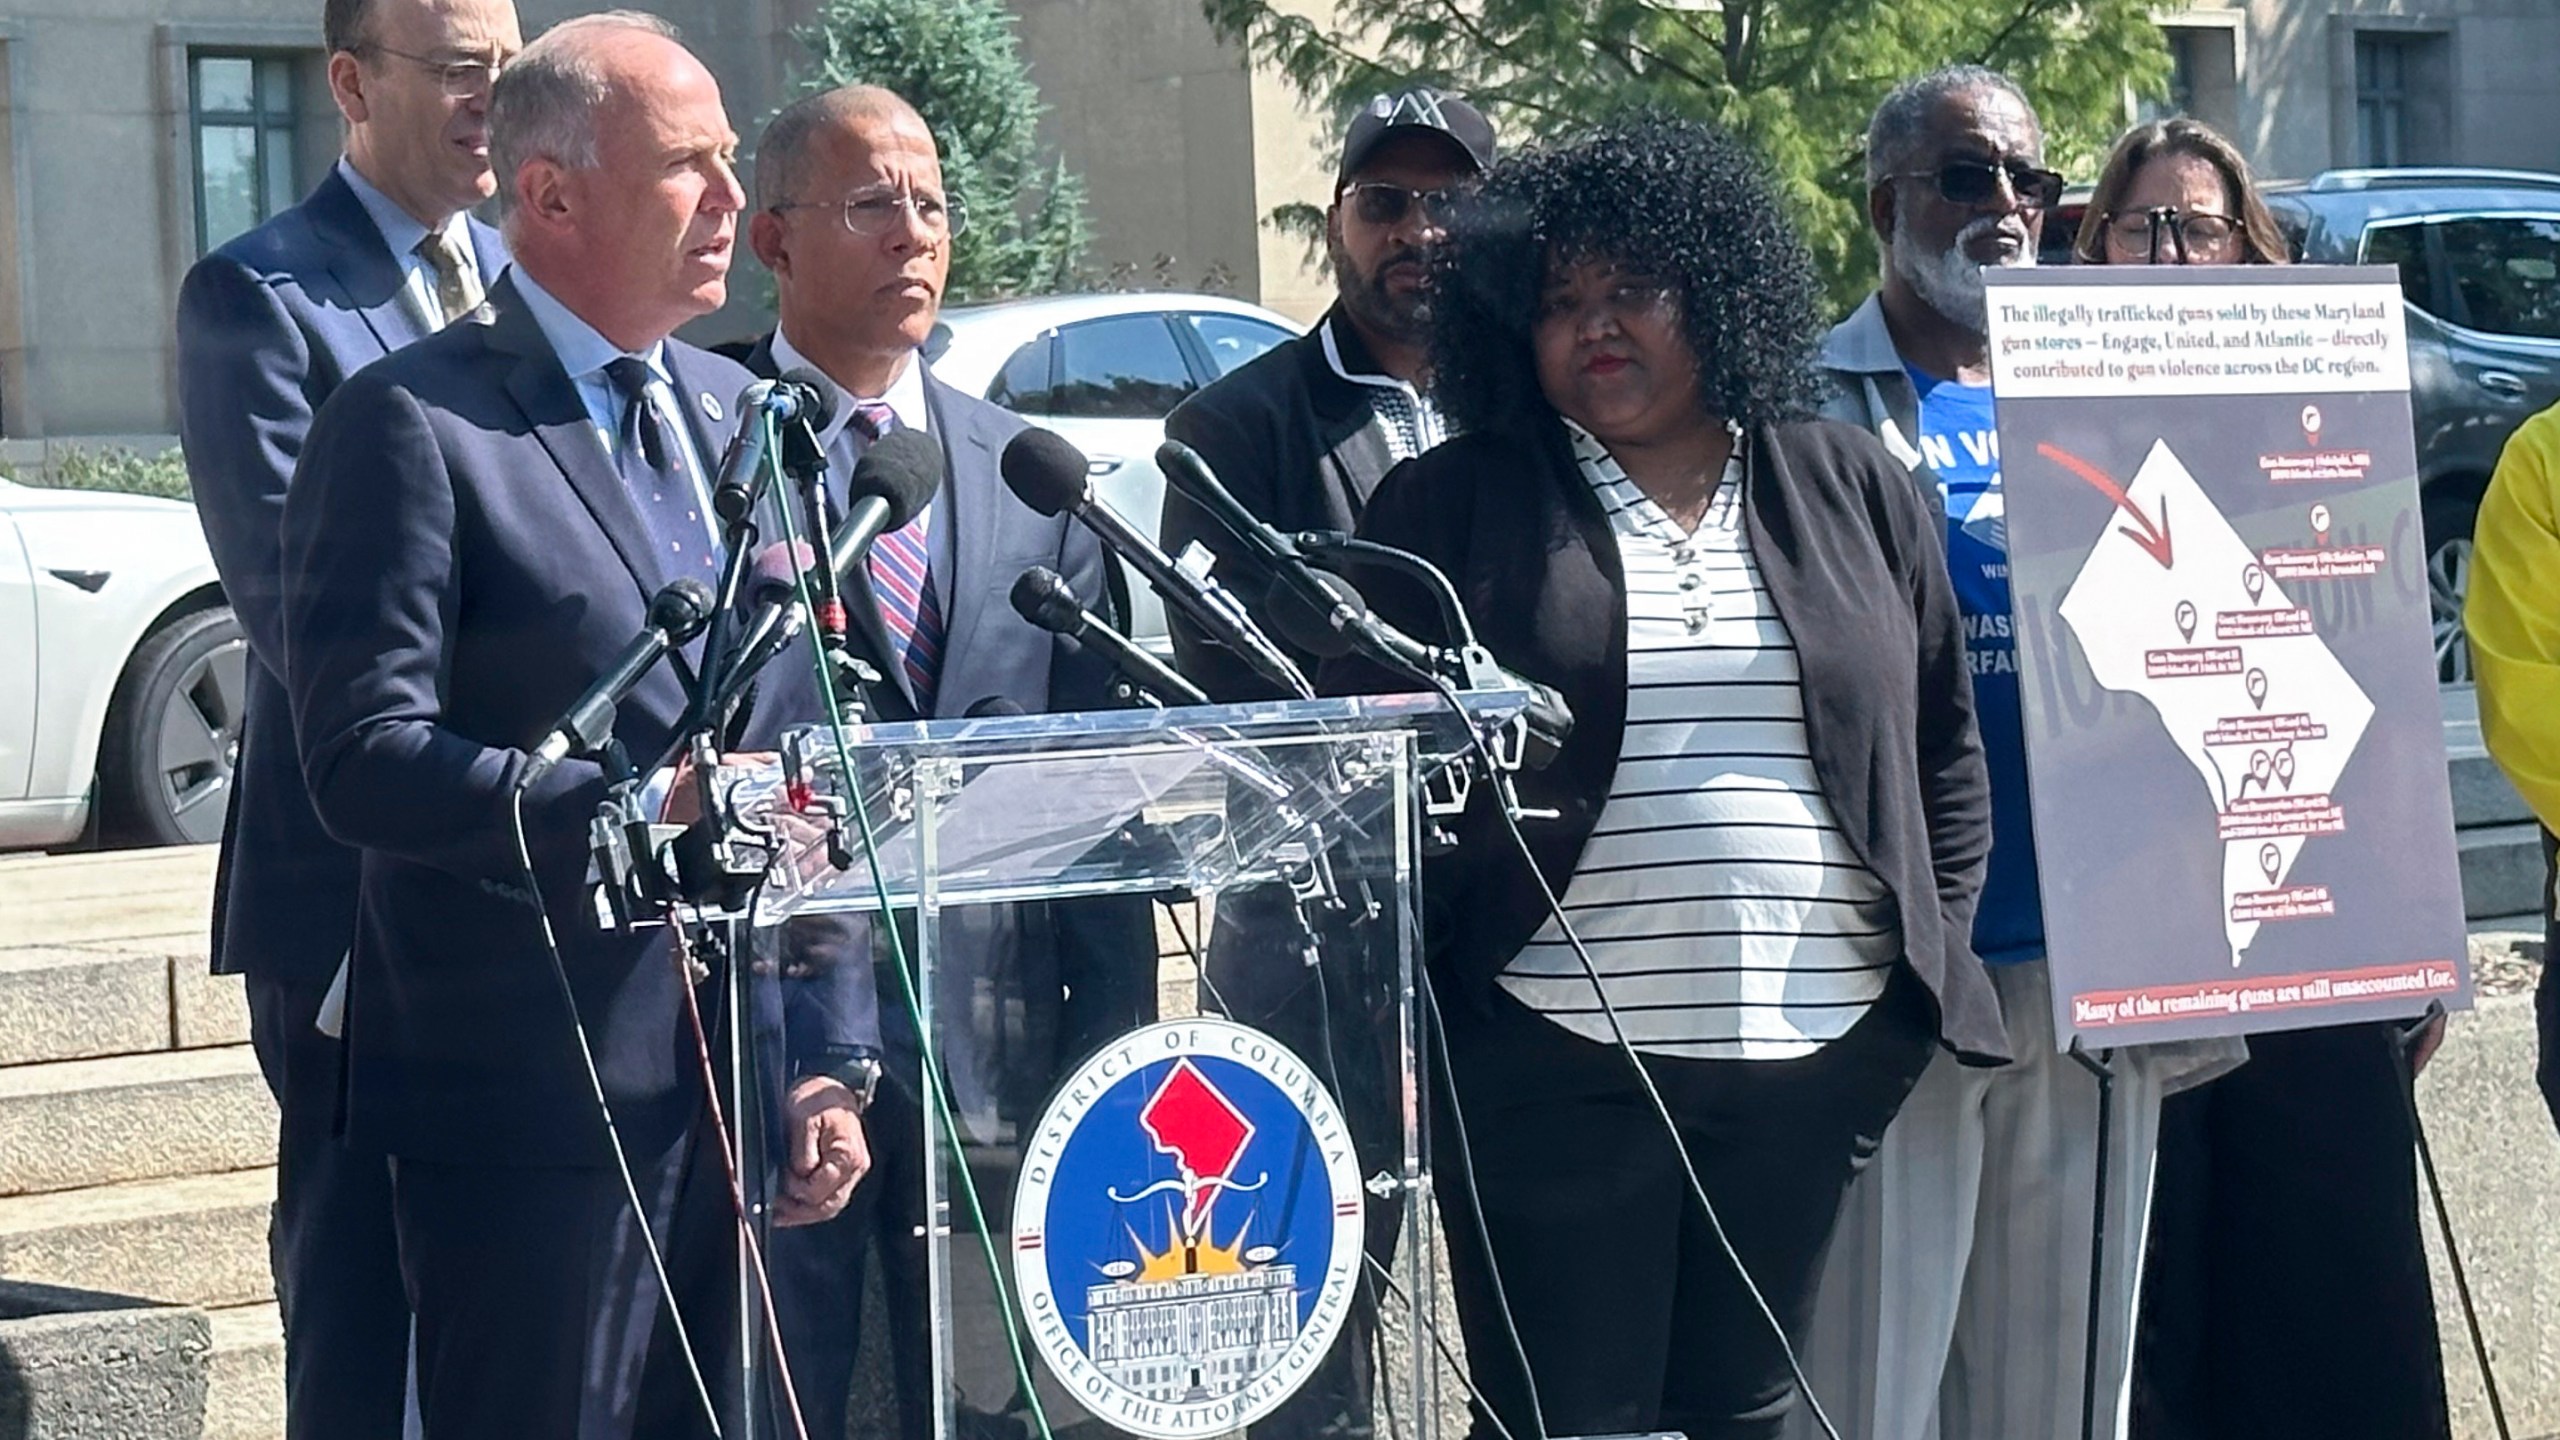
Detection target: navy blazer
<box><xmin>279</xmin><ymin>275</ymin><xmax>873</xmax><ymax>1165</ymax></box>
<box><xmin>735</xmin><ymin>334</ymin><xmax>1151</xmax><ymax>1095</ymax></box>
<box><xmin>178</xmin><ymin>167</ymin><xmax>509</xmax><ymax>988</ymax></box>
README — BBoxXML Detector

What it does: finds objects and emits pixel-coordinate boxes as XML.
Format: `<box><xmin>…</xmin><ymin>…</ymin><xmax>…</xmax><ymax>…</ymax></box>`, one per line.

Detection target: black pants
<box><xmin>2536</xmin><ymin>827</ymin><xmax>2560</xmax><ymax>1134</ymax></box>
<box><xmin>2130</xmin><ymin>1020</ymin><xmax>2449</xmax><ymax>1440</ymax></box>
<box><xmin>392</xmin><ymin>1119</ymin><xmax>741</xmax><ymax>1439</ymax></box>
<box><xmin>246</xmin><ymin>972</ymin><xmax>410</xmax><ymax>1440</ymax></box>
<box><xmin>768</xmin><ymin>1075</ymin><xmax>932</xmax><ymax>1440</ymax></box>
<box><xmin>1434</xmin><ymin>973</ymin><xmax>1934</xmax><ymax>1440</ymax></box>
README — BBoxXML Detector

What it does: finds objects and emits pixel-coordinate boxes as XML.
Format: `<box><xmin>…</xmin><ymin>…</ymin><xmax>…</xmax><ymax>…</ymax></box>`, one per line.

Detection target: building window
<box><xmin>2141</xmin><ymin>24</ymin><xmax>2239</xmax><ymax>135</ymax></box>
<box><xmin>191</xmin><ymin>52</ymin><xmax>300</xmax><ymax>254</ymax></box>
<box><xmin>2354</xmin><ymin>34</ymin><xmax>2412</xmax><ymax>168</ymax></box>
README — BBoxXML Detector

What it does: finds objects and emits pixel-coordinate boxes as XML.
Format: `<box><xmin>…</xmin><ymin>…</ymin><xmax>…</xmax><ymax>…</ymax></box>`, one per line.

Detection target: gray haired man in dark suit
<box><xmin>175</xmin><ymin>0</ymin><xmax>517</xmax><ymax>1432</ymax></box>
<box><xmin>739</xmin><ymin>84</ymin><xmax>1148</xmax><ymax>1440</ymax></box>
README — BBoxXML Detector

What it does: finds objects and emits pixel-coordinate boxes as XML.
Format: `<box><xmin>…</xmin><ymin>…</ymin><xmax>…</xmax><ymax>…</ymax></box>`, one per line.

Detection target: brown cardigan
<box><xmin>1323</xmin><ymin>415</ymin><xmax>2010</xmax><ymax>1065</ymax></box>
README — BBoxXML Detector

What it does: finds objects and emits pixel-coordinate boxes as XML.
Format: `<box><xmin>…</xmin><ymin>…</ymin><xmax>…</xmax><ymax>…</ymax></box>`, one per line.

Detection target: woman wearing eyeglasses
<box><xmin>2075</xmin><ymin>116</ymin><xmax>2456</xmax><ymax>1440</ymax></box>
<box><xmin>1322</xmin><ymin>115</ymin><xmax>2000</xmax><ymax>1440</ymax></box>
<box><xmin>2073</xmin><ymin>118</ymin><xmax>2289</xmax><ymax>266</ymax></box>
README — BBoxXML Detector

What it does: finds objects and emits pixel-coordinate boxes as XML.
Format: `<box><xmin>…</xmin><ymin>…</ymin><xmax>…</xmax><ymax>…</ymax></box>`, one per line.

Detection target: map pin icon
<box><xmin>2250</xmin><ymin>749</ymin><xmax>2273</xmax><ymax>787</ymax></box>
<box><xmin>2246</xmin><ymin>668</ymin><xmax>2269</xmax><ymax>709</ymax></box>
<box><xmin>2175</xmin><ymin>600</ymin><xmax>2197</xmax><ymax>642</ymax></box>
<box><xmin>2310</xmin><ymin>503</ymin><xmax>2332</xmax><ymax>544</ymax></box>
<box><xmin>2274</xmin><ymin>747</ymin><xmax>2296</xmax><ymax>789</ymax></box>
<box><xmin>2259</xmin><ymin>842</ymin><xmax>2281</xmax><ymax>884</ymax></box>
<box><xmin>2243</xmin><ymin>564</ymin><xmax>2266</xmax><ymax>604</ymax></box>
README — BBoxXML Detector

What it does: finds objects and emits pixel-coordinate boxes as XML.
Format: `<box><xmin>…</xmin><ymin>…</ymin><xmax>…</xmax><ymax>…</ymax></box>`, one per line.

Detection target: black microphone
<box><xmin>1010</xmin><ymin>565</ymin><xmax>1211</xmax><ymax>708</ymax></box>
<box><xmin>709</xmin><ymin>372</ymin><xmax>841</xmax><ymax>523</ymax></box>
<box><xmin>1158</xmin><ymin>438</ymin><xmax>1446</xmax><ymax>680</ymax></box>
<box><xmin>1000</xmin><ymin>428</ymin><xmax>1309</xmax><ymax>699</ymax></box>
<box><xmin>831</xmin><ymin>429</ymin><xmax>943</xmax><ymax>581</ymax></box>
<box><xmin>964</xmin><ymin>696</ymin><xmax>1027</xmax><ymax>718</ymax></box>
<box><xmin>522</xmin><ymin>577</ymin><xmax>717</xmax><ymax>786</ymax></box>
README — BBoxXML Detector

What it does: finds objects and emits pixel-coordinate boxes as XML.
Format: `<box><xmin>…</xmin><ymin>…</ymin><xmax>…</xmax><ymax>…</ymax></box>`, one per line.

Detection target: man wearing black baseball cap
<box><xmin>1155</xmin><ymin>85</ymin><xmax>1492</xmax><ymax>1440</ymax></box>
<box><xmin>1162</xmin><ymin>84</ymin><xmax>1493</xmax><ymax>701</ymax></box>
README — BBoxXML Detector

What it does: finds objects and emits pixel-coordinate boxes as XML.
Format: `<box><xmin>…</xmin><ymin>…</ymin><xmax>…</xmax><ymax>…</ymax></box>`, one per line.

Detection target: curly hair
<box><xmin>1426</xmin><ymin>114</ymin><xmax>1828</xmax><ymax>437</ymax></box>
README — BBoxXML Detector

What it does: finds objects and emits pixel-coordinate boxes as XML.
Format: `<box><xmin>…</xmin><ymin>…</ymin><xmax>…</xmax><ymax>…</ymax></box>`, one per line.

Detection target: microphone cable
<box><xmin>1419</xmin><ymin>671</ymin><xmax>1847</xmax><ymax>1440</ymax></box>
<box><xmin>508</xmin><ymin>788</ymin><xmax>726</xmax><ymax>1436</ymax></box>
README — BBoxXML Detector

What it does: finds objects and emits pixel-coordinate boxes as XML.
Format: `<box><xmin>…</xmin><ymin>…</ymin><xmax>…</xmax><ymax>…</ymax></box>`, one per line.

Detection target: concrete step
<box><xmin>2449</xmin><ymin>746</ymin><xmax>2536</xmax><ymax>831</ymax></box>
<box><xmin>0</xmin><ymin>1169</ymin><xmax>272</xmax><ymax>1308</ymax></box>
<box><xmin>0</xmin><ymin>1046</ymin><xmax>274</xmax><ymax>1197</ymax></box>
<box><xmin>2460</xmin><ymin>822</ymin><xmax>2551</xmax><ymax>923</ymax></box>
<box><xmin>0</xmin><ymin>946</ymin><xmax>174</xmax><ymax>1066</ymax></box>
<box><xmin>205</xmin><ymin>1301</ymin><xmax>283</xmax><ymax>1440</ymax></box>
<box><xmin>0</xmin><ymin>845</ymin><xmax>217</xmax><ymax>948</ymax></box>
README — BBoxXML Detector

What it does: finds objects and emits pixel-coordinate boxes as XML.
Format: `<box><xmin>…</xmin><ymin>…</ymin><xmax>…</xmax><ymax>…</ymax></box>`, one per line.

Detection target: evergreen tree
<box><xmin>1199</xmin><ymin>0</ymin><xmax>2172</xmax><ymax>309</ymax></box>
<box><xmin>786</xmin><ymin>0</ymin><xmax>1091</xmax><ymax>302</ymax></box>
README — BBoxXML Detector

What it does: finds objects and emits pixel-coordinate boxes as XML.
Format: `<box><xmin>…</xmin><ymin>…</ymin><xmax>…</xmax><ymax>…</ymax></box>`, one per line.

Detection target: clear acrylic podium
<box><xmin>741</xmin><ymin>690</ymin><xmax>1527</xmax><ymax>1440</ymax></box>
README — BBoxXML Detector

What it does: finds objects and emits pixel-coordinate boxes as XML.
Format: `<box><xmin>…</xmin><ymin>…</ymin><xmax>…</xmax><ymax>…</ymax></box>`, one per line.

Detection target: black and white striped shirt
<box><xmin>1497</xmin><ymin>426</ymin><xmax>1899</xmax><ymax>1060</ymax></box>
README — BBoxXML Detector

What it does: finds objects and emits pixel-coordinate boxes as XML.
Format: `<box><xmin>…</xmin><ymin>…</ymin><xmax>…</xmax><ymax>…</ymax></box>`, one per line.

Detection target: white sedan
<box><xmin>0</xmin><ymin>477</ymin><xmax>242</xmax><ymax>849</ymax></box>
<box><xmin>926</xmin><ymin>291</ymin><xmax>1301</xmax><ymax>644</ymax></box>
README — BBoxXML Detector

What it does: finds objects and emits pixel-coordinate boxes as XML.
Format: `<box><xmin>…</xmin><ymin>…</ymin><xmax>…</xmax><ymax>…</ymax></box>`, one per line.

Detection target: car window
<box><xmin>2360</xmin><ymin>221</ymin><xmax>2430</xmax><ymax>311</ymax></box>
<box><xmin>2436</xmin><ymin>215</ymin><xmax>2560</xmax><ymax>340</ymax></box>
<box><xmin>986</xmin><ymin>334</ymin><xmax>1054</xmax><ymax>413</ymax></box>
<box><xmin>1185</xmin><ymin>314</ymin><xmax>1294</xmax><ymax>377</ymax></box>
<box><xmin>1050</xmin><ymin>316</ymin><xmax>1196</xmax><ymax>419</ymax></box>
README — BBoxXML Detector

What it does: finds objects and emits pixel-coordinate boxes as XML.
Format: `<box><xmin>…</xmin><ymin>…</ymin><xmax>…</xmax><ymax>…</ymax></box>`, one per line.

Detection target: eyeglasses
<box><xmin>1341</xmin><ymin>181</ymin><xmax>1458</xmax><ymax>229</ymax></box>
<box><xmin>1536</xmin><ymin>277</ymin><xmax>1676</xmax><ymax>328</ymax></box>
<box><xmin>2102</xmin><ymin>207</ymin><xmax>2241</xmax><ymax>264</ymax></box>
<box><xmin>357</xmin><ymin>43</ymin><xmax>506</xmax><ymax>99</ymax></box>
<box><xmin>770</xmin><ymin>188</ymin><xmax>968</xmax><ymax>240</ymax></box>
<box><xmin>1898</xmin><ymin>158</ymin><xmax>2067</xmax><ymax>211</ymax></box>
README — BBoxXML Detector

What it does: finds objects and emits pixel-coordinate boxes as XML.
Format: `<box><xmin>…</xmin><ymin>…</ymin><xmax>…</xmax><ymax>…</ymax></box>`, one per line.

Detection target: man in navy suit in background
<box><xmin>176</xmin><ymin>0</ymin><xmax>517</xmax><ymax>1431</ymax></box>
<box><xmin>279</xmin><ymin>16</ymin><xmax>870</xmax><ymax>1434</ymax></box>
<box><xmin>738</xmin><ymin>84</ymin><xmax>1148</xmax><ymax>1440</ymax></box>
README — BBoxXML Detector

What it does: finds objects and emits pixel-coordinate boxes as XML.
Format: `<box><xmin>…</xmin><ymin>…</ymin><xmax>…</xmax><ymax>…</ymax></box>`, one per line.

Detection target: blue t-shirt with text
<box><xmin>1911</xmin><ymin>366</ymin><xmax>2043</xmax><ymax>965</ymax></box>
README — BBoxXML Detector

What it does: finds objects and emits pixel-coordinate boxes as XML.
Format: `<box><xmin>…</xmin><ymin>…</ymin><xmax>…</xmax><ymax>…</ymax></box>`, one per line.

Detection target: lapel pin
<box><xmin>700</xmin><ymin>392</ymin><xmax>722</xmax><ymax>421</ymax></box>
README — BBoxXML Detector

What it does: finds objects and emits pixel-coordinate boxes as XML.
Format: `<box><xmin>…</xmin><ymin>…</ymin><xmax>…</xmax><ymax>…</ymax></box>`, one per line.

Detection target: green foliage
<box><xmin>785</xmin><ymin>0</ymin><xmax>1092</xmax><ymax>303</ymax></box>
<box><xmin>8</xmin><ymin>445</ymin><xmax>194</xmax><ymax>502</ymax></box>
<box><xmin>1199</xmin><ymin>0</ymin><xmax>2172</xmax><ymax>311</ymax></box>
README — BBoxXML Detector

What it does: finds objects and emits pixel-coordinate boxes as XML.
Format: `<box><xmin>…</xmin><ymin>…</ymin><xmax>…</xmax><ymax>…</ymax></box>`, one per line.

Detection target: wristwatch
<box><xmin>814</xmin><ymin>1048</ymin><xmax>882</xmax><ymax>1114</ymax></box>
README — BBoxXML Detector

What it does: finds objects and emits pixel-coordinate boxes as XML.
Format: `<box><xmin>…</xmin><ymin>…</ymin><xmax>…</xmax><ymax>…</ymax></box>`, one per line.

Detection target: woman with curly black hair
<box><xmin>1326</xmin><ymin>116</ymin><xmax>2001</xmax><ymax>1440</ymax></box>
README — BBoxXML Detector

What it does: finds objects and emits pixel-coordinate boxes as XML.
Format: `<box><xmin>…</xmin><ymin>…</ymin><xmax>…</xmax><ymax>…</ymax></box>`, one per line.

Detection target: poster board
<box><xmin>1984</xmin><ymin>265</ymin><xmax>2470</xmax><ymax>1047</ymax></box>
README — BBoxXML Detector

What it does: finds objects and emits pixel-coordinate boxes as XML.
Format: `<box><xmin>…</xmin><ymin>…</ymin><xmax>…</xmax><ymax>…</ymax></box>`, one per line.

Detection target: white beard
<box><xmin>1891</xmin><ymin>212</ymin><xmax>2036</xmax><ymax>335</ymax></box>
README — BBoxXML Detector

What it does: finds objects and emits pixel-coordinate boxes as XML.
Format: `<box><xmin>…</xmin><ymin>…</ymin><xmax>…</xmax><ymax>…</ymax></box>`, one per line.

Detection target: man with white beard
<box><xmin>1792</xmin><ymin>66</ymin><xmax>2231</xmax><ymax>1440</ymax></box>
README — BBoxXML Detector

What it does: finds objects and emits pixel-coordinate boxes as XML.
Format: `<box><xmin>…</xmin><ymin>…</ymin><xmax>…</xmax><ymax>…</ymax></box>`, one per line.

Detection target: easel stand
<box><xmin>2391</xmin><ymin>1000</ymin><xmax>2512</xmax><ymax>1440</ymax></box>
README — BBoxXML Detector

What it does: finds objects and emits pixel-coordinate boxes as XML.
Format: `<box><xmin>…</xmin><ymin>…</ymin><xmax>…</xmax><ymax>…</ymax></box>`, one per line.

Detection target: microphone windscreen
<box><xmin>650</xmin><ymin>576</ymin><xmax>719</xmax><ymax>639</ymax></box>
<box><xmin>847</xmin><ymin>429</ymin><xmax>943</xmax><ymax>531</ymax></box>
<box><xmin>1260</xmin><ymin>572</ymin><xmax>1363</xmax><ymax>660</ymax></box>
<box><xmin>1008</xmin><ymin>565</ymin><xmax>1083</xmax><ymax>635</ymax></box>
<box><xmin>745</xmin><ymin>539</ymin><xmax>817</xmax><ymax>605</ymax></box>
<box><xmin>999</xmin><ymin>427</ymin><xmax>1092</xmax><ymax>518</ymax></box>
<box><xmin>965</xmin><ymin>696</ymin><xmax>1028</xmax><ymax>718</ymax></box>
<box><xmin>775</xmin><ymin>367</ymin><xmax>838</xmax><ymax>431</ymax></box>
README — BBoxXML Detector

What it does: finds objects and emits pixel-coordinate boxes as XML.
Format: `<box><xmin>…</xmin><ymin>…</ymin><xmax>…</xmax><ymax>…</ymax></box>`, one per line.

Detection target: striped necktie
<box><xmin>855</xmin><ymin>401</ymin><xmax>942</xmax><ymax>714</ymax></box>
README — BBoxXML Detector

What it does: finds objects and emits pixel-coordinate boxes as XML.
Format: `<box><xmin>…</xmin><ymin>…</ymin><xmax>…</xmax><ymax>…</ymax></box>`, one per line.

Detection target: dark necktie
<box><xmin>414</xmin><ymin>230</ymin><xmax>483</xmax><ymax>327</ymax></box>
<box><xmin>602</xmin><ymin>357</ymin><xmax>716</xmax><ymax>579</ymax></box>
<box><xmin>854</xmin><ymin>401</ymin><xmax>942</xmax><ymax>713</ymax></box>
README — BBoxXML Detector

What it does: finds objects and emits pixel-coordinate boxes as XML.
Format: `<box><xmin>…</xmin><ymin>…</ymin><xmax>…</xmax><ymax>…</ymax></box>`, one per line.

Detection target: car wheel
<box><xmin>97</xmin><ymin>606</ymin><xmax>246</xmax><ymax>847</ymax></box>
<box><xmin>2421</xmin><ymin>488</ymin><xmax>2479</xmax><ymax>686</ymax></box>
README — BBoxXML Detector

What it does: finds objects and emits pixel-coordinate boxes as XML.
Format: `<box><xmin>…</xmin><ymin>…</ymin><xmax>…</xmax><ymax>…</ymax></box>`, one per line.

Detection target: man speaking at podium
<box><xmin>279</xmin><ymin>14</ymin><xmax>871</xmax><ymax>1434</ymax></box>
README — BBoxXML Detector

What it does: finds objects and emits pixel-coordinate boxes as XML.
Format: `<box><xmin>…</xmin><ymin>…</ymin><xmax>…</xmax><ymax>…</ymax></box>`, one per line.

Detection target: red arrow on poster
<box><xmin>2039</xmin><ymin>442</ymin><xmax>2175</xmax><ymax>569</ymax></box>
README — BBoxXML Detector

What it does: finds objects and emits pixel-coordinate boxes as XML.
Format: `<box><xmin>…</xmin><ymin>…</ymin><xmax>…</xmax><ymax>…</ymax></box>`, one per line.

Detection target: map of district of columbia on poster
<box><xmin>1983</xmin><ymin>265</ymin><xmax>2472</xmax><ymax>1049</ymax></box>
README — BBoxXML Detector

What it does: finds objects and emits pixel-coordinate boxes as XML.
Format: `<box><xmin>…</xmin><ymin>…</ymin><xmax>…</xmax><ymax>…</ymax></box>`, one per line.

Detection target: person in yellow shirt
<box><xmin>2468</xmin><ymin>399</ymin><xmax>2560</xmax><ymax>1132</ymax></box>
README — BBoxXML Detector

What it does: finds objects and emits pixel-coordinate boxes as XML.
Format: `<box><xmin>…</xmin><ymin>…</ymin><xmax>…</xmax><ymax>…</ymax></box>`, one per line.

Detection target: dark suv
<box><xmin>2259</xmin><ymin>168</ymin><xmax>2560</xmax><ymax>682</ymax></box>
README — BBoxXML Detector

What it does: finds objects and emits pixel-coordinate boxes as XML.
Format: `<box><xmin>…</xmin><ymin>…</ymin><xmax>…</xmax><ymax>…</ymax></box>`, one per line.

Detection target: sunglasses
<box><xmin>1342</xmin><ymin>181</ymin><xmax>1459</xmax><ymax>228</ymax></box>
<box><xmin>1899</xmin><ymin>158</ymin><xmax>2067</xmax><ymax>210</ymax></box>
